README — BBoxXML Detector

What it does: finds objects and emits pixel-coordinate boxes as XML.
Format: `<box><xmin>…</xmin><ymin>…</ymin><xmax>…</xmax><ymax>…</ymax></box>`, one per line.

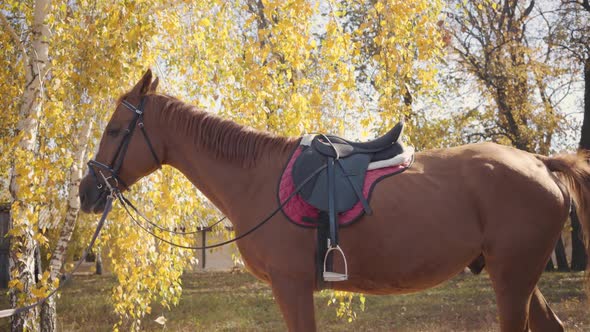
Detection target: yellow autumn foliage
<box><xmin>1</xmin><ymin>0</ymin><xmax>443</xmax><ymax>329</ymax></box>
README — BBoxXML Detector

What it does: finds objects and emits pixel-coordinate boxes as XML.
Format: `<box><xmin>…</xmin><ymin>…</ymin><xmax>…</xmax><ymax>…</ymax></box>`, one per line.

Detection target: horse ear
<box><xmin>131</xmin><ymin>69</ymin><xmax>153</xmax><ymax>96</ymax></box>
<box><xmin>149</xmin><ymin>77</ymin><xmax>159</xmax><ymax>93</ymax></box>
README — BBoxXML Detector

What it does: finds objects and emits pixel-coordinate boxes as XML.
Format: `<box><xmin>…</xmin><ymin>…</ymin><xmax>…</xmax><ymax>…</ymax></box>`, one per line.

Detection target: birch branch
<box><xmin>0</xmin><ymin>12</ymin><xmax>28</xmax><ymax>61</ymax></box>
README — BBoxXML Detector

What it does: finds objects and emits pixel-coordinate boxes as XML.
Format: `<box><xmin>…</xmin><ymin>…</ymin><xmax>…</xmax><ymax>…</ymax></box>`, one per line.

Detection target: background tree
<box><xmin>1</xmin><ymin>1</ymin><xmax>192</xmax><ymax>330</ymax></box>
<box><xmin>1</xmin><ymin>0</ymin><xmax>445</xmax><ymax>329</ymax></box>
<box><xmin>445</xmin><ymin>0</ymin><xmax>580</xmax><ymax>271</ymax></box>
<box><xmin>6</xmin><ymin>0</ymin><xmax>586</xmax><ymax>329</ymax></box>
<box><xmin>37</xmin><ymin>2</ymin><xmax>162</xmax><ymax>329</ymax></box>
<box><xmin>447</xmin><ymin>0</ymin><xmax>569</xmax><ymax>152</ymax></box>
<box><xmin>1</xmin><ymin>1</ymin><xmax>52</xmax><ymax>330</ymax></box>
<box><xmin>555</xmin><ymin>0</ymin><xmax>590</xmax><ymax>270</ymax></box>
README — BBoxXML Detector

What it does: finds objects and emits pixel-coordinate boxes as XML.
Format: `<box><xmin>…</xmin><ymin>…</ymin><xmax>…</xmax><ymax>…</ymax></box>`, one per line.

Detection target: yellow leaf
<box><xmin>31</xmin><ymin>287</ymin><xmax>47</xmax><ymax>299</ymax></box>
<box><xmin>199</xmin><ymin>18</ymin><xmax>211</xmax><ymax>27</ymax></box>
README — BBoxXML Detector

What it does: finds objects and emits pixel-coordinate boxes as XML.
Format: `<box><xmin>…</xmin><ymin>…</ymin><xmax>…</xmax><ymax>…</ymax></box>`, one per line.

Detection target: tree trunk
<box><xmin>579</xmin><ymin>57</ymin><xmax>590</xmax><ymax>149</ymax></box>
<box><xmin>8</xmin><ymin>226</ymin><xmax>37</xmax><ymax>332</ymax></box>
<box><xmin>555</xmin><ymin>237</ymin><xmax>570</xmax><ymax>272</ymax></box>
<box><xmin>545</xmin><ymin>257</ymin><xmax>555</xmax><ymax>271</ymax></box>
<box><xmin>570</xmin><ymin>206</ymin><xmax>587</xmax><ymax>271</ymax></box>
<box><xmin>40</xmin><ymin>118</ymin><xmax>92</xmax><ymax>332</ymax></box>
<box><xmin>39</xmin><ymin>296</ymin><xmax>56</xmax><ymax>332</ymax></box>
<box><xmin>7</xmin><ymin>1</ymin><xmax>52</xmax><ymax>330</ymax></box>
<box><xmin>572</xmin><ymin>57</ymin><xmax>590</xmax><ymax>272</ymax></box>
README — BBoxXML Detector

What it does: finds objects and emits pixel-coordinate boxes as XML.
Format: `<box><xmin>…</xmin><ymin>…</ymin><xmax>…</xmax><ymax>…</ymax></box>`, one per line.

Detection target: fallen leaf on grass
<box><xmin>154</xmin><ymin>316</ymin><xmax>167</xmax><ymax>325</ymax></box>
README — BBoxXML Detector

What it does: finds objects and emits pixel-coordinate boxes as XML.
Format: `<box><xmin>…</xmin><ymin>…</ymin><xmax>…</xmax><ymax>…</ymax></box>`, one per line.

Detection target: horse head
<box><xmin>79</xmin><ymin>69</ymin><xmax>163</xmax><ymax>213</ymax></box>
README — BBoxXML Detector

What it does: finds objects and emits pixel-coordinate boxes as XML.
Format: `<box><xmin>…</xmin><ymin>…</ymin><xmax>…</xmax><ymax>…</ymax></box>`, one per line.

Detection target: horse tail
<box><xmin>537</xmin><ymin>152</ymin><xmax>590</xmax><ymax>278</ymax></box>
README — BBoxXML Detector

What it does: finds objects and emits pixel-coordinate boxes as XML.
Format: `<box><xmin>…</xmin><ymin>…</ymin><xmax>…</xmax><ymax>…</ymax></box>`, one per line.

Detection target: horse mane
<box><xmin>148</xmin><ymin>94</ymin><xmax>298</xmax><ymax>167</ymax></box>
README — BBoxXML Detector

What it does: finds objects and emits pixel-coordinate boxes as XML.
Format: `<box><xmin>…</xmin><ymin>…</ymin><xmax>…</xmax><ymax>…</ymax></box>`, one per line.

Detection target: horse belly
<box><xmin>334</xmin><ymin>169</ymin><xmax>482</xmax><ymax>295</ymax></box>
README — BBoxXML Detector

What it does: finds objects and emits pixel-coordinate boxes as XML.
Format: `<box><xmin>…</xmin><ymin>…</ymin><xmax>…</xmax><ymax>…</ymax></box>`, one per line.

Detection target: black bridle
<box><xmin>85</xmin><ymin>95</ymin><xmax>323</xmax><ymax>249</ymax></box>
<box><xmin>87</xmin><ymin>97</ymin><xmax>161</xmax><ymax>192</ymax></box>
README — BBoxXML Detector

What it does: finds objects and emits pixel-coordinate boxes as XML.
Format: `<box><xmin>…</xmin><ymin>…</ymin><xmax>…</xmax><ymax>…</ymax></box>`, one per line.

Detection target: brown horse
<box><xmin>79</xmin><ymin>70</ymin><xmax>590</xmax><ymax>331</ymax></box>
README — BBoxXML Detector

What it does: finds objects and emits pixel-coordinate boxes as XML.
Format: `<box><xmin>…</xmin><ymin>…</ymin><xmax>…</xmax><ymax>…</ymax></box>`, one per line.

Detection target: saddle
<box><xmin>293</xmin><ymin>122</ymin><xmax>405</xmax><ymax>214</ymax></box>
<box><xmin>291</xmin><ymin>121</ymin><xmax>410</xmax><ymax>283</ymax></box>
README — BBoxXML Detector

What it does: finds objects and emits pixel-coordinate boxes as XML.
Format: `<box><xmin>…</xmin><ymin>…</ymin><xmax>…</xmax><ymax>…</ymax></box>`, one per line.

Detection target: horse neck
<box><xmin>150</xmin><ymin>96</ymin><xmax>297</xmax><ymax>220</ymax></box>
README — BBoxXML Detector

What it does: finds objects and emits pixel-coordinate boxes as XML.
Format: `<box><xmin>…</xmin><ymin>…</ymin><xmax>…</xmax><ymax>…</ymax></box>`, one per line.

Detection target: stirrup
<box><xmin>323</xmin><ymin>244</ymin><xmax>348</xmax><ymax>282</ymax></box>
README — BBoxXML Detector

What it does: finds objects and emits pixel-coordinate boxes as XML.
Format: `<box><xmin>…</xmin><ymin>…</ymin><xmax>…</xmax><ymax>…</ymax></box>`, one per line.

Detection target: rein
<box><xmin>0</xmin><ymin>194</ymin><xmax>114</xmax><ymax>319</ymax></box>
<box><xmin>118</xmin><ymin>195</ymin><xmax>227</xmax><ymax>235</ymax></box>
<box><xmin>116</xmin><ymin>164</ymin><xmax>326</xmax><ymax>250</ymax></box>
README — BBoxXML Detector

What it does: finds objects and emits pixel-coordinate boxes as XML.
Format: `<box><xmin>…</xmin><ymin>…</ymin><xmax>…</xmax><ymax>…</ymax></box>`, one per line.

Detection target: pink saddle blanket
<box><xmin>278</xmin><ymin>146</ymin><xmax>411</xmax><ymax>227</ymax></box>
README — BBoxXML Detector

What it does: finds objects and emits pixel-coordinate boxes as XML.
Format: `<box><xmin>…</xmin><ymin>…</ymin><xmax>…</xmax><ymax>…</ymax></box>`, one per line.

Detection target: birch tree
<box><xmin>1</xmin><ymin>1</ymin><xmax>52</xmax><ymax>330</ymax></box>
<box><xmin>39</xmin><ymin>117</ymin><xmax>93</xmax><ymax>331</ymax></box>
<box><xmin>1</xmin><ymin>0</ymin><xmax>445</xmax><ymax>329</ymax></box>
<box><xmin>554</xmin><ymin>0</ymin><xmax>590</xmax><ymax>271</ymax></box>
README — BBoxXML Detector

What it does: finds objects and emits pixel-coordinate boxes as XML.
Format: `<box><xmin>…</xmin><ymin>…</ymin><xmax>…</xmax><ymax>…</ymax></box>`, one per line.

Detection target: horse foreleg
<box><xmin>270</xmin><ymin>275</ymin><xmax>316</xmax><ymax>332</ymax></box>
<box><xmin>528</xmin><ymin>287</ymin><xmax>564</xmax><ymax>332</ymax></box>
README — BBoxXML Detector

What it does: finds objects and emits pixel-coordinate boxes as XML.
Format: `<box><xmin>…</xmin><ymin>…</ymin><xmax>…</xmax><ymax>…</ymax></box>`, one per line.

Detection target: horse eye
<box><xmin>106</xmin><ymin>128</ymin><xmax>120</xmax><ymax>137</ymax></box>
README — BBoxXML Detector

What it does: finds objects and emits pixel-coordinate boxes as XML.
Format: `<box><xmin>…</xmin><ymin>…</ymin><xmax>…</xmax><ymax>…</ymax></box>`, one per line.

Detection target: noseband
<box><xmin>88</xmin><ymin>97</ymin><xmax>161</xmax><ymax>192</ymax></box>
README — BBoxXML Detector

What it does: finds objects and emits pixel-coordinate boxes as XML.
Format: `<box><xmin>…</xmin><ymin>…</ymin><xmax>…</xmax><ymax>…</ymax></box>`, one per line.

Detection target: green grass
<box><xmin>1</xmin><ymin>271</ymin><xmax>588</xmax><ymax>331</ymax></box>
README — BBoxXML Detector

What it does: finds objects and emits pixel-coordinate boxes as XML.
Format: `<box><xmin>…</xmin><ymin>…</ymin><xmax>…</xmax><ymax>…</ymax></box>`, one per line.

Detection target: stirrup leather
<box><xmin>323</xmin><ymin>242</ymin><xmax>348</xmax><ymax>282</ymax></box>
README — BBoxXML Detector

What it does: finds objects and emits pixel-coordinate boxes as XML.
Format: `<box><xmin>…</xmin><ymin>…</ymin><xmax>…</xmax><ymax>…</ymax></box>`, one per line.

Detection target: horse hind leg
<box><xmin>529</xmin><ymin>287</ymin><xmax>564</xmax><ymax>332</ymax></box>
<box><xmin>484</xmin><ymin>232</ymin><xmax>557</xmax><ymax>332</ymax></box>
<box><xmin>476</xmin><ymin>153</ymin><xmax>569</xmax><ymax>331</ymax></box>
<box><xmin>490</xmin><ymin>279</ymin><xmax>564</xmax><ymax>332</ymax></box>
<box><xmin>486</xmin><ymin>261</ymin><xmax>537</xmax><ymax>332</ymax></box>
<box><xmin>468</xmin><ymin>255</ymin><xmax>563</xmax><ymax>331</ymax></box>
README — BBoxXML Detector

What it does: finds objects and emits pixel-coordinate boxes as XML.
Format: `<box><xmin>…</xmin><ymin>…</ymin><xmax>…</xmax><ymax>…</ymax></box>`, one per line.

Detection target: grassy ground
<box><xmin>0</xmin><ymin>271</ymin><xmax>588</xmax><ymax>331</ymax></box>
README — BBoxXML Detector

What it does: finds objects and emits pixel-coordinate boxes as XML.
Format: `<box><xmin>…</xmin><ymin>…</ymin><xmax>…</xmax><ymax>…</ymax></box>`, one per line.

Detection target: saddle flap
<box><xmin>292</xmin><ymin>147</ymin><xmax>324</xmax><ymax>199</ymax></box>
<box><xmin>294</xmin><ymin>153</ymin><xmax>371</xmax><ymax>213</ymax></box>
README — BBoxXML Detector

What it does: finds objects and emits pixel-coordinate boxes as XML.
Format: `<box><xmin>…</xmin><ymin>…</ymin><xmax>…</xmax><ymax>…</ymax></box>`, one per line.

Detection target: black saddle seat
<box><xmin>311</xmin><ymin>121</ymin><xmax>404</xmax><ymax>159</ymax></box>
<box><xmin>293</xmin><ymin>121</ymin><xmax>407</xmax><ymax>214</ymax></box>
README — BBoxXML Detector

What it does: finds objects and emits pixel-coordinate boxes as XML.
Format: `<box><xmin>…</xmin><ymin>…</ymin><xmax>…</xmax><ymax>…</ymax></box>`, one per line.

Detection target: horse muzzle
<box><xmin>79</xmin><ymin>175</ymin><xmax>109</xmax><ymax>214</ymax></box>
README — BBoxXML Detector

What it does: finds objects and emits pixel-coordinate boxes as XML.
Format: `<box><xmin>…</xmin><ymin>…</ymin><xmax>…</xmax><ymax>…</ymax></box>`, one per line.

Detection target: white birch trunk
<box><xmin>8</xmin><ymin>1</ymin><xmax>52</xmax><ymax>331</ymax></box>
<box><xmin>40</xmin><ymin>119</ymin><xmax>93</xmax><ymax>332</ymax></box>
